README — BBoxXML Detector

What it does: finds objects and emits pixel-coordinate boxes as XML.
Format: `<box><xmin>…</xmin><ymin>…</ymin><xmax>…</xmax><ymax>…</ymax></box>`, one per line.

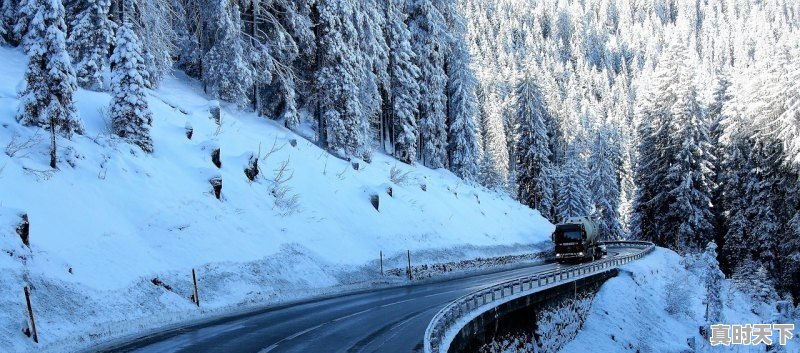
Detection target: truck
<box><xmin>551</xmin><ymin>216</ymin><xmax>606</xmax><ymax>263</ymax></box>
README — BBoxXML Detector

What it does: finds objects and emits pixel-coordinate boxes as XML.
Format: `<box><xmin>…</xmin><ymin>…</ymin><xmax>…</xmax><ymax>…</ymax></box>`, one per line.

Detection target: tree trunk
<box><xmin>312</xmin><ymin>3</ymin><xmax>326</xmax><ymax>147</ymax></box>
<box><xmin>49</xmin><ymin>117</ymin><xmax>56</xmax><ymax>169</ymax></box>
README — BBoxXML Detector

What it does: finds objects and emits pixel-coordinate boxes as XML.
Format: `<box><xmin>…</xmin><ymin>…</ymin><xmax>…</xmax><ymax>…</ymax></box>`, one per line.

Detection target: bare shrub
<box><xmin>389</xmin><ymin>164</ymin><xmax>411</xmax><ymax>185</ymax></box>
<box><xmin>270</xmin><ymin>158</ymin><xmax>300</xmax><ymax>216</ymax></box>
<box><xmin>5</xmin><ymin>130</ymin><xmax>43</xmax><ymax>158</ymax></box>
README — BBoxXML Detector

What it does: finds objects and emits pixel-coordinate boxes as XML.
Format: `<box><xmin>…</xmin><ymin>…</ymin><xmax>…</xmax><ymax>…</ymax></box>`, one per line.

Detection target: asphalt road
<box><xmin>103</xmin><ymin>247</ymin><xmax>639</xmax><ymax>353</ymax></box>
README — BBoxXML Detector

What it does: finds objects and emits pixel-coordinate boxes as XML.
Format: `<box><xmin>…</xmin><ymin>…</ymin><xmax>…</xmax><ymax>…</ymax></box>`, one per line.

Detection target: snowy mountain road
<box><xmin>100</xmin><ymin>247</ymin><xmax>640</xmax><ymax>353</ymax></box>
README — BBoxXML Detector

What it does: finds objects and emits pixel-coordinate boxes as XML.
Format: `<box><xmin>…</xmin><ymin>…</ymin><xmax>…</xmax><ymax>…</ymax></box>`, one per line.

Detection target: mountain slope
<box><xmin>0</xmin><ymin>46</ymin><xmax>552</xmax><ymax>352</ymax></box>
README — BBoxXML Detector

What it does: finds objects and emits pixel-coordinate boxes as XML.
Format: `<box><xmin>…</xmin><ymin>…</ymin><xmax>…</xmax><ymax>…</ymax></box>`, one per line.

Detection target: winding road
<box><xmin>101</xmin><ymin>246</ymin><xmax>640</xmax><ymax>353</ymax></box>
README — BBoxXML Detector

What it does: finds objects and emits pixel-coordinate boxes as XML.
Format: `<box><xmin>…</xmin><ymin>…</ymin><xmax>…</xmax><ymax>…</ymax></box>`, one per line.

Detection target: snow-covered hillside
<box><xmin>563</xmin><ymin>249</ymin><xmax>798</xmax><ymax>353</ymax></box>
<box><xmin>0</xmin><ymin>46</ymin><xmax>553</xmax><ymax>352</ymax></box>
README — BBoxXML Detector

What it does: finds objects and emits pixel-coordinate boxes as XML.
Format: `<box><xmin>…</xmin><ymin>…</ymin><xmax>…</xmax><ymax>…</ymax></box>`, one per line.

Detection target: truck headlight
<box><xmin>578</xmin><ymin>252</ymin><xmax>584</xmax><ymax>256</ymax></box>
<box><xmin>556</xmin><ymin>253</ymin><xmax>562</xmax><ymax>257</ymax></box>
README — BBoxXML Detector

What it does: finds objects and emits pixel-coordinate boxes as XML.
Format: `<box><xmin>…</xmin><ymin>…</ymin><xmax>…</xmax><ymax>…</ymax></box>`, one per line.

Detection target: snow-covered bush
<box><xmin>664</xmin><ymin>271</ymin><xmax>693</xmax><ymax>318</ymax></box>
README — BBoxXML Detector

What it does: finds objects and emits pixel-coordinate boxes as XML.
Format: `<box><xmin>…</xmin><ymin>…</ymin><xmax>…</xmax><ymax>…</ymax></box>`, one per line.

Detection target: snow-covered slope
<box><xmin>562</xmin><ymin>249</ymin><xmax>796</xmax><ymax>353</ymax></box>
<box><xmin>0</xmin><ymin>46</ymin><xmax>553</xmax><ymax>352</ymax></box>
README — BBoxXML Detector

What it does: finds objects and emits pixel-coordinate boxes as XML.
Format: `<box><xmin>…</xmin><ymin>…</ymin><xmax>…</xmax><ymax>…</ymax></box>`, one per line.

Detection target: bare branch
<box><xmin>5</xmin><ymin>130</ymin><xmax>43</xmax><ymax>158</ymax></box>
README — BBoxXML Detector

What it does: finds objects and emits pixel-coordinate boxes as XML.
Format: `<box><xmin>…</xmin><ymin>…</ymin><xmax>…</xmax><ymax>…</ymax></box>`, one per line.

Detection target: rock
<box><xmin>209</xmin><ymin>100</ymin><xmax>221</xmax><ymax>125</ymax></box>
<box><xmin>211</xmin><ymin>148</ymin><xmax>221</xmax><ymax>169</ymax></box>
<box><xmin>244</xmin><ymin>153</ymin><xmax>259</xmax><ymax>181</ymax></box>
<box><xmin>210</xmin><ymin>177</ymin><xmax>222</xmax><ymax>199</ymax></box>
<box><xmin>185</xmin><ymin>121</ymin><xmax>193</xmax><ymax>140</ymax></box>
<box><xmin>370</xmin><ymin>194</ymin><xmax>380</xmax><ymax>211</ymax></box>
<box><xmin>16</xmin><ymin>213</ymin><xmax>29</xmax><ymax>247</ymax></box>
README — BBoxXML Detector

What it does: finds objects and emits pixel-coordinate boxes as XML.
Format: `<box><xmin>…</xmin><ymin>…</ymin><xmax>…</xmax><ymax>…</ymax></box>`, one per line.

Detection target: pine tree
<box><xmin>316</xmin><ymin>0</ymin><xmax>367</xmax><ymax>159</ymax></box>
<box><xmin>556</xmin><ymin>141</ymin><xmax>592</xmax><ymax>222</ymax></box>
<box><xmin>707</xmin><ymin>72</ymin><xmax>732</xmax><ymax>270</ymax></box>
<box><xmin>0</xmin><ymin>0</ymin><xmax>15</xmax><ymax>42</ymax></box>
<box><xmin>409</xmin><ymin>0</ymin><xmax>448</xmax><ymax>168</ymax></box>
<box><xmin>632</xmin><ymin>37</ymin><xmax>715</xmax><ymax>252</ymax></box>
<box><xmin>733</xmin><ymin>257</ymin><xmax>778</xmax><ymax>306</ymax></box>
<box><xmin>719</xmin><ymin>138</ymin><xmax>754</xmax><ymax>272</ymax></box>
<box><xmin>109</xmin><ymin>23</ymin><xmax>152</xmax><ymax>152</ymax></box>
<box><xmin>386</xmin><ymin>0</ymin><xmax>420</xmax><ymax>164</ymax></box>
<box><xmin>700</xmin><ymin>241</ymin><xmax>724</xmax><ymax>323</ymax></box>
<box><xmin>16</xmin><ymin>0</ymin><xmax>83</xmax><ymax>169</ymax></box>
<box><xmin>203</xmin><ymin>0</ymin><xmax>252</xmax><ymax>108</ymax></box>
<box><xmin>589</xmin><ymin>123</ymin><xmax>625</xmax><ymax>240</ymax></box>
<box><xmin>446</xmin><ymin>35</ymin><xmax>480</xmax><ymax>181</ymax></box>
<box><xmin>356</xmin><ymin>0</ymin><xmax>388</xmax><ymax>149</ymax></box>
<box><xmin>514</xmin><ymin>73</ymin><xmax>554</xmax><ymax>218</ymax></box>
<box><xmin>67</xmin><ymin>0</ymin><xmax>116</xmax><ymax>90</ymax></box>
<box><xmin>663</xmin><ymin>61</ymin><xmax>716</xmax><ymax>253</ymax></box>
<box><xmin>0</xmin><ymin>0</ymin><xmax>12</xmax><ymax>44</ymax></box>
<box><xmin>480</xmin><ymin>90</ymin><xmax>510</xmax><ymax>190</ymax></box>
<box><xmin>120</xmin><ymin>0</ymin><xmax>176</xmax><ymax>87</ymax></box>
<box><xmin>13</xmin><ymin>0</ymin><xmax>34</xmax><ymax>46</ymax></box>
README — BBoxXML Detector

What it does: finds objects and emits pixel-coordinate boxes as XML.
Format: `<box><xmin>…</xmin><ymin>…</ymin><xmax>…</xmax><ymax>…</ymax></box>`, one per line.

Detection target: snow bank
<box><xmin>0</xmin><ymin>46</ymin><xmax>553</xmax><ymax>352</ymax></box>
<box><xmin>561</xmin><ymin>248</ymin><xmax>791</xmax><ymax>353</ymax></box>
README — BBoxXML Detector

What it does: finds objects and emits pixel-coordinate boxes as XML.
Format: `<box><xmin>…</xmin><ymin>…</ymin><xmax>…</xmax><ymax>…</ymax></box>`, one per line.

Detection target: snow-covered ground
<box><xmin>0</xmin><ymin>45</ymin><xmax>553</xmax><ymax>352</ymax></box>
<box><xmin>563</xmin><ymin>248</ymin><xmax>797</xmax><ymax>353</ymax></box>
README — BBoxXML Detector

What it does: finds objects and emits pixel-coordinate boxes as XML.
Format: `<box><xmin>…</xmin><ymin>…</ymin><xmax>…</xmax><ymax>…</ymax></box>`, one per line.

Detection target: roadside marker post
<box><xmin>407</xmin><ymin>250</ymin><xmax>412</xmax><ymax>280</ymax></box>
<box><xmin>24</xmin><ymin>286</ymin><xmax>38</xmax><ymax>343</ymax></box>
<box><xmin>192</xmin><ymin>269</ymin><xmax>200</xmax><ymax>307</ymax></box>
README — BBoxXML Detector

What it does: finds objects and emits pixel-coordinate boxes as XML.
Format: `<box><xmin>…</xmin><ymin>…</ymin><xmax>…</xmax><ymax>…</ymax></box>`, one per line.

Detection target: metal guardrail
<box><xmin>423</xmin><ymin>241</ymin><xmax>655</xmax><ymax>353</ymax></box>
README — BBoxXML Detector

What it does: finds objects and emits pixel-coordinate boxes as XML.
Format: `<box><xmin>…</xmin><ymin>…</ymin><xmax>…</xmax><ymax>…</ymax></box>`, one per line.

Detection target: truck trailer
<box><xmin>552</xmin><ymin>216</ymin><xmax>606</xmax><ymax>263</ymax></box>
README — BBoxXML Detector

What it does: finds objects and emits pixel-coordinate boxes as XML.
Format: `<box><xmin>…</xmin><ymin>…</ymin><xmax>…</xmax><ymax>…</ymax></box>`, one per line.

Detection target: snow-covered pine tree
<box><xmin>514</xmin><ymin>72</ymin><xmax>555</xmax><ymax>218</ymax></box>
<box><xmin>446</xmin><ymin>22</ymin><xmax>480</xmax><ymax>181</ymax></box>
<box><xmin>14</xmin><ymin>0</ymin><xmax>36</xmax><ymax>50</ymax></box>
<box><xmin>356</xmin><ymin>0</ymin><xmax>388</xmax><ymax>154</ymax></box>
<box><xmin>119</xmin><ymin>0</ymin><xmax>175</xmax><ymax>87</ymax></box>
<box><xmin>556</xmin><ymin>141</ymin><xmax>592</xmax><ymax>222</ymax></box>
<box><xmin>589</xmin><ymin>123</ymin><xmax>624</xmax><ymax>240</ymax></box>
<box><xmin>632</xmin><ymin>35</ymin><xmax>715</xmax><ymax>252</ymax></box>
<box><xmin>700</xmin><ymin>241</ymin><xmax>724</xmax><ymax>323</ymax></box>
<box><xmin>662</xmin><ymin>51</ymin><xmax>716</xmax><ymax>253</ymax></box>
<box><xmin>316</xmin><ymin>0</ymin><xmax>367</xmax><ymax>159</ymax></box>
<box><xmin>480</xmin><ymin>90</ymin><xmax>510</xmax><ymax>190</ymax></box>
<box><xmin>408</xmin><ymin>0</ymin><xmax>448</xmax><ymax>168</ymax></box>
<box><xmin>706</xmin><ymin>72</ymin><xmax>731</xmax><ymax>269</ymax></box>
<box><xmin>733</xmin><ymin>257</ymin><xmax>778</xmax><ymax>307</ymax></box>
<box><xmin>719</xmin><ymin>139</ymin><xmax>754</xmax><ymax>271</ymax></box>
<box><xmin>0</xmin><ymin>0</ymin><xmax>17</xmax><ymax>44</ymax></box>
<box><xmin>386</xmin><ymin>0</ymin><xmax>420</xmax><ymax>164</ymax></box>
<box><xmin>0</xmin><ymin>0</ymin><xmax>10</xmax><ymax>44</ymax></box>
<box><xmin>202</xmin><ymin>0</ymin><xmax>252</xmax><ymax>108</ymax></box>
<box><xmin>16</xmin><ymin>0</ymin><xmax>83</xmax><ymax>169</ymax></box>
<box><xmin>67</xmin><ymin>0</ymin><xmax>116</xmax><ymax>90</ymax></box>
<box><xmin>717</xmin><ymin>74</ymin><xmax>756</xmax><ymax>273</ymax></box>
<box><xmin>109</xmin><ymin>22</ymin><xmax>152</xmax><ymax>152</ymax></box>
